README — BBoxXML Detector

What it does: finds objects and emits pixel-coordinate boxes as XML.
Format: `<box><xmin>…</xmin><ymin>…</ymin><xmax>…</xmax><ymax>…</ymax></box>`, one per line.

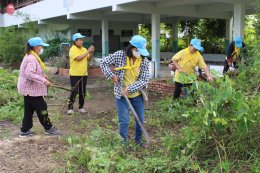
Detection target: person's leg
<box><xmin>223</xmin><ymin>60</ymin><xmax>229</xmax><ymax>73</ymax></box>
<box><xmin>32</xmin><ymin>96</ymin><xmax>52</xmax><ymax>130</ymax></box>
<box><xmin>68</xmin><ymin>76</ymin><xmax>80</xmax><ymax>110</ymax></box>
<box><xmin>183</xmin><ymin>87</ymin><xmax>189</xmax><ymax>98</ymax></box>
<box><xmin>79</xmin><ymin>76</ymin><xmax>87</xmax><ymax>109</ymax></box>
<box><xmin>115</xmin><ymin>97</ymin><xmax>130</xmax><ymax>142</ymax></box>
<box><xmin>130</xmin><ymin>95</ymin><xmax>144</xmax><ymax>144</ymax></box>
<box><xmin>173</xmin><ymin>82</ymin><xmax>183</xmax><ymax>99</ymax></box>
<box><xmin>183</xmin><ymin>83</ymin><xmax>193</xmax><ymax>98</ymax></box>
<box><xmin>233</xmin><ymin>62</ymin><xmax>238</xmax><ymax>69</ymax></box>
<box><xmin>20</xmin><ymin>96</ymin><xmax>34</xmax><ymax>132</ymax></box>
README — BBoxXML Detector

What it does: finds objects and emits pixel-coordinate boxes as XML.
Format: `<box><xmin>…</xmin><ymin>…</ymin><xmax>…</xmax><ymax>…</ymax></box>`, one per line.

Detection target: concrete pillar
<box><xmin>225</xmin><ymin>18</ymin><xmax>233</xmax><ymax>53</ymax></box>
<box><xmin>101</xmin><ymin>19</ymin><xmax>109</xmax><ymax>57</ymax></box>
<box><xmin>151</xmin><ymin>13</ymin><xmax>160</xmax><ymax>78</ymax></box>
<box><xmin>172</xmin><ymin>20</ymin><xmax>178</xmax><ymax>53</ymax></box>
<box><xmin>233</xmin><ymin>0</ymin><xmax>245</xmax><ymax>39</ymax></box>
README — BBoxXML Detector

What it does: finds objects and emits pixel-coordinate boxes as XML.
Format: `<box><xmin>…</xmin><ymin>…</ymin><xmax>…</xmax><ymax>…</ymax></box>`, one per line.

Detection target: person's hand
<box><xmin>177</xmin><ymin>67</ymin><xmax>184</xmax><ymax>73</ymax></box>
<box><xmin>207</xmin><ymin>74</ymin><xmax>213</xmax><ymax>81</ymax></box>
<box><xmin>44</xmin><ymin>75</ymin><xmax>49</xmax><ymax>80</ymax></box>
<box><xmin>88</xmin><ymin>45</ymin><xmax>95</xmax><ymax>54</ymax></box>
<box><xmin>121</xmin><ymin>87</ymin><xmax>128</xmax><ymax>96</ymax></box>
<box><xmin>229</xmin><ymin>67</ymin><xmax>235</xmax><ymax>71</ymax></box>
<box><xmin>112</xmin><ymin>75</ymin><xmax>118</xmax><ymax>84</ymax></box>
<box><xmin>44</xmin><ymin>79</ymin><xmax>52</xmax><ymax>87</ymax></box>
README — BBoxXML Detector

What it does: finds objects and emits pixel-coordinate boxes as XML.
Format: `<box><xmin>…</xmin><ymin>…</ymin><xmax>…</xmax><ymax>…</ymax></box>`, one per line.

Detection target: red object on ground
<box><xmin>6</xmin><ymin>4</ymin><xmax>15</xmax><ymax>15</ymax></box>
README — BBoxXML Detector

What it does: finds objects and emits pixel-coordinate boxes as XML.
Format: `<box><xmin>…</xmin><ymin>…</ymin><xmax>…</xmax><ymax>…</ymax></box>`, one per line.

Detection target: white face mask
<box><xmin>38</xmin><ymin>48</ymin><xmax>44</xmax><ymax>55</ymax></box>
<box><xmin>132</xmin><ymin>50</ymin><xmax>141</xmax><ymax>58</ymax></box>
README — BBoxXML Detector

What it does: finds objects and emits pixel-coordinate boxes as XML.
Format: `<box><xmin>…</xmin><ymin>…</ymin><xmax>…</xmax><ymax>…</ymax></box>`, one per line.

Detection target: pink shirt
<box><xmin>17</xmin><ymin>54</ymin><xmax>47</xmax><ymax>96</ymax></box>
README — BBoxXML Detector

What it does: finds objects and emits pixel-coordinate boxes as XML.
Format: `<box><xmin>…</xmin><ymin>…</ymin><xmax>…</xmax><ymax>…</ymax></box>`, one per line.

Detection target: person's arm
<box><xmin>198</xmin><ymin>56</ymin><xmax>213</xmax><ymax>81</ymax></box>
<box><xmin>25</xmin><ymin>56</ymin><xmax>50</xmax><ymax>85</ymax></box>
<box><xmin>74</xmin><ymin>51</ymin><xmax>88</xmax><ymax>61</ymax></box>
<box><xmin>100</xmin><ymin>51</ymin><xmax>117</xmax><ymax>80</ymax></box>
<box><xmin>172</xmin><ymin>50</ymin><xmax>184</xmax><ymax>73</ymax></box>
<box><xmin>87</xmin><ymin>45</ymin><xmax>95</xmax><ymax>62</ymax></box>
<box><xmin>202</xmin><ymin>66</ymin><xmax>213</xmax><ymax>81</ymax></box>
<box><xmin>70</xmin><ymin>46</ymin><xmax>93</xmax><ymax>61</ymax></box>
<box><xmin>172</xmin><ymin>60</ymin><xmax>184</xmax><ymax>73</ymax></box>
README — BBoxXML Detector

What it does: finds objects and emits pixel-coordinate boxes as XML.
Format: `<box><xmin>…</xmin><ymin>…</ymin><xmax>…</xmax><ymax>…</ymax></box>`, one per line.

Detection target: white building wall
<box><xmin>37</xmin><ymin>21</ymin><xmax>136</xmax><ymax>40</ymax></box>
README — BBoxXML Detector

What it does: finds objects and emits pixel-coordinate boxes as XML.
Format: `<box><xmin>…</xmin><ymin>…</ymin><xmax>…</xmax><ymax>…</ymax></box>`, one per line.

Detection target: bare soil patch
<box><xmin>0</xmin><ymin>75</ymin><xmax>165</xmax><ymax>172</ymax></box>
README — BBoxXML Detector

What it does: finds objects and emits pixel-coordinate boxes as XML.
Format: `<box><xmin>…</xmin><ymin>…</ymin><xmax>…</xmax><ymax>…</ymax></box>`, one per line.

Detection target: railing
<box><xmin>0</xmin><ymin>0</ymin><xmax>43</xmax><ymax>13</ymax></box>
<box><xmin>15</xmin><ymin>0</ymin><xmax>43</xmax><ymax>10</ymax></box>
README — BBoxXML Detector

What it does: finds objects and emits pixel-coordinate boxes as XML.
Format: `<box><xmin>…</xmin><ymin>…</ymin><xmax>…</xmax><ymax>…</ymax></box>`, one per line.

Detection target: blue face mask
<box><xmin>38</xmin><ymin>48</ymin><xmax>44</xmax><ymax>55</ymax></box>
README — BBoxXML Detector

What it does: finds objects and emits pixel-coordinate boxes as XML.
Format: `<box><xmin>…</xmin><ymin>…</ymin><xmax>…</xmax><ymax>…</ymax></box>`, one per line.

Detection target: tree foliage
<box><xmin>41</xmin><ymin>29</ymin><xmax>70</xmax><ymax>60</ymax></box>
<box><xmin>0</xmin><ymin>20</ymin><xmax>37</xmax><ymax>63</ymax></box>
<box><xmin>0</xmin><ymin>26</ymin><xmax>26</xmax><ymax>63</ymax></box>
<box><xmin>179</xmin><ymin>19</ymin><xmax>226</xmax><ymax>53</ymax></box>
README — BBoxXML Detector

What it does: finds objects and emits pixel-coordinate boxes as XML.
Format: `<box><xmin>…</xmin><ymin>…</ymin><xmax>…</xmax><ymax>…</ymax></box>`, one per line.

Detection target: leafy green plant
<box><xmin>0</xmin><ymin>27</ymin><xmax>26</xmax><ymax>63</ymax></box>
<box><xmin>65</xmin><ymin>128</ymin><xmax>124</xmax><ymax>172</ymax></box>
<box><xmin>0</xmin><ymin>69</ymin><xmax>23</xmax><ymax>123</ymax></box>
<box><xmin>42</xmin><ymin>29</ymin><xmax>70</xmax><ymax>61</ymax></box>
<box><xmin>0</xmin><ymin>13</ymin><xmax>37</xmax><ymax>64</ymax></box>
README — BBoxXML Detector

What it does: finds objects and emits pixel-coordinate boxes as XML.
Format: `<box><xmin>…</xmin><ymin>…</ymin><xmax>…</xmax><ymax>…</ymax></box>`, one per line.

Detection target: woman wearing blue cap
<box><xmin>67</xmin><ymin>33</ymin><xmax>95</xmax><ymax>114</ymax></box>
<box><xmin>100</xmin><ymin>35</ymin><xmax>150</xmax><ymax>145</ymax></box>
<box><xmin>17</xmin><ymin>37</ymin><xmax>61</xmax><ymax>137</ymax></box>
<box><xmin>223</xmin><ymin>36</ymin><xmax>247</xmax><ymax>73</ymax></box>
<box><xmin>171</xmin><ymin>38</ymin><xmax>213</xmax><ymax>99</ymax></box>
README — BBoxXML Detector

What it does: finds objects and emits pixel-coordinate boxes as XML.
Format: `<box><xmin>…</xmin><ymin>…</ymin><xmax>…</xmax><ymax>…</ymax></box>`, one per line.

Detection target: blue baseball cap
<box><xmin>234</xmin><ymin>36</ymin><xmax>242</xmax><ymax>48</ymax></box>
<box><xmin>72</xmin><ymin>33</ymin><xmax>86</xmax><ymax>41</ymax></box>
<box><xmin>28</xmin><ymin>37</ymin><xmax>49</xmax><ymax>47</ymax></box>
<box><xmin>129</xmin><ymin>35</ymin><xmax>150</xmax><ymax>56</ymax></box>
<box><xmin>190</xmin><ymin>39</ymin><xmax>204</xmax><ymax>52</ymax></box>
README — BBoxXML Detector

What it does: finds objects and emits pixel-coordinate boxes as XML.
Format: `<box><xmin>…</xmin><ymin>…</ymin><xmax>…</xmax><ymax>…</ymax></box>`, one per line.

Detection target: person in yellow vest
<box><xmin>100</xmin><ymin>35</ymin><xmax>150</xmax><ymax>145</ymax></box>
<box><xmin>172</xmin><ymin>39</ymin><xmax>213</xmax><ymax>99</ymax></box>
<box><xmin>223</xmin><ymin>36</ymin><xmax>247</xmax><ymax>73</ymax></box>
<box><xmin>67</xmin><ymin>33</ymin><xmax>95</xmax><ymax>114</ymax></box>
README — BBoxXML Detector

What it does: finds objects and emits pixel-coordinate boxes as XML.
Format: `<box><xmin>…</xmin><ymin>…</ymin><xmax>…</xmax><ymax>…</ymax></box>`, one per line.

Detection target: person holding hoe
<box><xmin>18</xmin><ymin>37</ymin><xmax>61</xmax><ymax>137</ymax></box>
<box><xmin>171</xmin><ymin>38</ymin><xmax>213</xmax><ymax>99</ymax></box>
<box><xmin>100</xmin><ymin>35</ymin><xmax>150</xmax><ymax>145</ymax></box>
<box><xmin>67</xmin><ymin>33</ymin><xmax>95</xmax><ymax>115</ymax></box>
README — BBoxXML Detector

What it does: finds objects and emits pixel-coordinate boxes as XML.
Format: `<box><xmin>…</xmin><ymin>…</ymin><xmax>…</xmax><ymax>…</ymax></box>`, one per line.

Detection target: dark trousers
<box><xmin>21</xmin><ymin>96</ymin><xmax>52</xmax><ymax>132</ymax></box>
<box><xmin>173</xmin><ymin>82</ymin><xmax>192</xmax><ymax>99</ymax></box>
<box><xmin>223</xmin><ymin>60</ymin><xmax>238</xmax><ymax>73</ymax></box>
<box><xmin>68</xmin><ymin>76</ymin><xmax>88</xmax><ymax>110</ymax></box>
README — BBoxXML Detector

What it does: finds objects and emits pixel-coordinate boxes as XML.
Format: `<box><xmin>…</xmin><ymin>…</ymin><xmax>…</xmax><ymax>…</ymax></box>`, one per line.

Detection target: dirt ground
<box><xmin>0</xmin><ymin>75</ymin><xmax>163</xmax><ymax>173</ymax></box>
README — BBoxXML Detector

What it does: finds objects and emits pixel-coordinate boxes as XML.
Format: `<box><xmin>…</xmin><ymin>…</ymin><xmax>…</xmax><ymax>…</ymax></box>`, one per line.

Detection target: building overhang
<box><xmin>0</xmin><ymin>0</ymin><xmax>257</xmax><ymax>27</ymax></box>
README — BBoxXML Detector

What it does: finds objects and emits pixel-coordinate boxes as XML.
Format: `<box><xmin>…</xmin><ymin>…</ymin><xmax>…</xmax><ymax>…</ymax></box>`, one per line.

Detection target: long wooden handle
<box><xmin>121</xmin><ymin>86</ymin><xmax>151</xmax><ymax>145</ymax></box>
<box><xmin>51</xmin><ymin>84</ymin><xmax>71</xmax><ymax>92</ymax></box>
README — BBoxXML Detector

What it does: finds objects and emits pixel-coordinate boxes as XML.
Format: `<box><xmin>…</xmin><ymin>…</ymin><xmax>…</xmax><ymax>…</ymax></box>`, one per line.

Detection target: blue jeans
<box><xmin>183</xmin><ymin>87</ymin><xmax>189</xmax><ymax>97</ymax></box>
<box><xmin>115</xmin><ymin>95</ymin><xmax>144</xmax><ymax>144</ymax></box>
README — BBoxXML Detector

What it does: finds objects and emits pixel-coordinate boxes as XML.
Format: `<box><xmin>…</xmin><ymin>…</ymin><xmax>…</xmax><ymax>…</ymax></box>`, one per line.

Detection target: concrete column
<box><xmin>172</xmin><ymin>20</ymin><xmax>178</xmax><ymax>53</ymax></box>
<box><xmin>101</xmin><ymin>19</ymin><xmax>109</xmax><ymax>57</ymax></box>
<box><xmin>233</xmin><ymin>0</ymin><xmax>245</xmax><ymax>39</ymax></box>
<box><xmin>151</xmin><ymin>13</ymin><xmax>160</xmax><ymax>78</ymax></box>
<box><xmin>225</xmin><ymin>18</ymin><xmax>233</xmax><ymax>53</ymax></box>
